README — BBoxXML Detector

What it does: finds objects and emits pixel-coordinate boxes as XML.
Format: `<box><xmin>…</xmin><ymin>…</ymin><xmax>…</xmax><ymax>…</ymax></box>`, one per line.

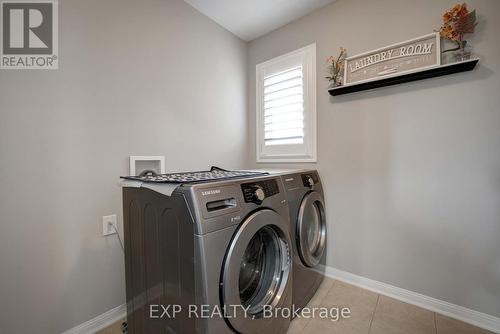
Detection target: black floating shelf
<box><xmin>329</xmin><ymin>58</ymin><xmax>479</xmax><ymax>96</ymax></box>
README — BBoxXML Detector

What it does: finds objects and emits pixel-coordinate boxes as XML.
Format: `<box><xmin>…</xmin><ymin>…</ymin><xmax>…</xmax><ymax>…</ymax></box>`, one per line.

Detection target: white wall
<box><xmin>247</xmin><ymin>0</ymin><xmax>500</xmax><ymax>317</ymax></box>
<box><xmin>0</xmin><ymin>0</ymin><xmax>247</xmax><ymax>333</ymax></box>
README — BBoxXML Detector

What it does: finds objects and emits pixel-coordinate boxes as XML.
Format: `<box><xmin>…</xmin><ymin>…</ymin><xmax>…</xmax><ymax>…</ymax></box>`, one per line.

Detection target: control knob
<box><xmin>253</xmin><ymin>187</ymin><xmax>265</xmax><ymax>202</ymax></box>
<box><xmin>306</xmin><ymin>177</ymin><xmax>314</xmax><ymax>187</ymax></box>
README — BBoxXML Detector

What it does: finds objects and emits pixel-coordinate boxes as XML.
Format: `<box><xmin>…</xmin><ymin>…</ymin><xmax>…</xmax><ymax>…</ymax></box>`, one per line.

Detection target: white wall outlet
<box><xmin>102</xmin><ymin>214</ymin><xmax>118</xmax><ymax>236</ymax></box>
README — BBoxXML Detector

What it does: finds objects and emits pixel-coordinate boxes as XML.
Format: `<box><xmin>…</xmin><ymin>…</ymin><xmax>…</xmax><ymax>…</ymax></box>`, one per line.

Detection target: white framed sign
<box><xmin>344</xmin><ymin>33</ymin><xmax>441</xmax><ymax>86</ymax></box>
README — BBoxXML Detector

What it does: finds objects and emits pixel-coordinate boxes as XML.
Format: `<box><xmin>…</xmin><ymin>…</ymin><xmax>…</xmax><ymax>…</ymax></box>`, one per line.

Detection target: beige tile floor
<box><xmin>98</xmin><ymin>278</ymin><xmax>493</xmax><ymax>334</ymax></box>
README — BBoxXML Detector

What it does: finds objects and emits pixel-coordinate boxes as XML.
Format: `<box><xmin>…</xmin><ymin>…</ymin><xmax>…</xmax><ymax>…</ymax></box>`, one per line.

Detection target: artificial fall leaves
<box><xmin>439</xmin><ymin>3</ymin><xmax>477</xmax><ymax>48</ymax></box>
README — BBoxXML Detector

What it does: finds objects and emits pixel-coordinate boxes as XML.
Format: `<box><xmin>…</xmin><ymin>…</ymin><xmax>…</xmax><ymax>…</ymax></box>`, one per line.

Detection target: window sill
<box><xmin>256</xmin><ymin>156</ymin><xmax>317</xmax><ymax>163</ymax></box>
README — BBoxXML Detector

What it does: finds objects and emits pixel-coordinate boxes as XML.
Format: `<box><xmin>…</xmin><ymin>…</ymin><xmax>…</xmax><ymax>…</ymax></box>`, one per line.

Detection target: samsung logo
<box><xmin>201</xmin><ymin>189</ymin><xmax>221</xmax><ymax>196</ymax></box>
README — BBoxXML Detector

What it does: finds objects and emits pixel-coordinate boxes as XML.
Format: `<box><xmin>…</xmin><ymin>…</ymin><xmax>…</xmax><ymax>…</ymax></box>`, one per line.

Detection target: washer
<box><xmin>122</xmin><ymin>173</ymin><xmax>293</xmax><ymax>334</ymax></box>
<box><xmin>280</xmin><ymin>170</ymin><xmax>327</xmax><ymax>310</ymax></box>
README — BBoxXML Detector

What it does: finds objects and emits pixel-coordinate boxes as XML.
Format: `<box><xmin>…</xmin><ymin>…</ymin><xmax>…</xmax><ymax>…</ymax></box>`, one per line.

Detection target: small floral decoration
<box><xmin>325</xmin><ymin>47</ymin><xmax>347</xmax><ymax>87</ymax></box>
<box><xmin>438</xmin><ymin>3</ymin><xmax>477</xmax><ymax>53</ymax></box>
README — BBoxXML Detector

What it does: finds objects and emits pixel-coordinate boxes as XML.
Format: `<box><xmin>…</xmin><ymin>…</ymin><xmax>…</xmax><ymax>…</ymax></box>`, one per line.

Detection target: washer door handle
<box><xmin>279</xmin><ymin>238</ymin><xmax>290</xmax><ymax>271</ymax></box>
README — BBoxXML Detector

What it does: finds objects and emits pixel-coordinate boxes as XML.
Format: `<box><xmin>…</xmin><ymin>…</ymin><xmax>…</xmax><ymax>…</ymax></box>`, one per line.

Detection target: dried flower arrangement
<box><xmin>438</xmin><ymin>3</ymin><xmax>477</xmax><ymax>59</ymax></box>
<box><xmin>325</xmin><ymin>48</ymin><xmax>347</xmax><ymax>87</ymax></box>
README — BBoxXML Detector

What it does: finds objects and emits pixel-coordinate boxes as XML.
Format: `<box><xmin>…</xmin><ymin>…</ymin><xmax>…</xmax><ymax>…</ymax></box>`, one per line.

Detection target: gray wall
<box><xmin>247</xmin><ymin>0</ymin><xmax>500</xmax><ymax>317</ymax></box>
<box><xmin>0</xmin><ymin>0</ymin><xmax>247</xmax><ymax>333</ymax></box>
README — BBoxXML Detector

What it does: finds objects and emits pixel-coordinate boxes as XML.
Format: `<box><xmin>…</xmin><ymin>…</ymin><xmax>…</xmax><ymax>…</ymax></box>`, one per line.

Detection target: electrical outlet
<box><xmin>103</xmin><ymin>214</ymin><xmax>117</xmax><ymax>236</ymax></box>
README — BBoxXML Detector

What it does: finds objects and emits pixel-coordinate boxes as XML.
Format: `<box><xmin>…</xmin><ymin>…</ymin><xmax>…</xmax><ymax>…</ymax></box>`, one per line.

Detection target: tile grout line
<box><xmin>434</xmin><ymin>312</ymin><xmax>438</xmax><ymax>334</ymax></box>
<box><xmin>331</xmin><ymin>277</ymin><xmax>338</xmax><ymax>290</ymax></box>
<box><xmin>367</xmin><ymin>294</ymin><xmax>380</xmax><ymax>334</ymax></box>
<box><xmin>319</xmin><ymin>278</ymin><xmax>337</xmax><ymax>304</ymax></box>
<box><xmin>297</xmin><ymin>278</ymin><xmax>336</xmax><ymax>334</ymax></box>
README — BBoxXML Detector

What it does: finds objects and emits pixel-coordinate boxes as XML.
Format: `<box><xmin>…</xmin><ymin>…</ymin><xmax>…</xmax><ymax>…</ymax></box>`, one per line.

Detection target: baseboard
<box><xmin>320</xmin><ymin>265</ymin><xmax>500</xmax><ymax>333</ymax></box>
<box><xmin>61</xmin><ymin>303</ymin><xmax>126</xmax><ymax>334</ymax></box>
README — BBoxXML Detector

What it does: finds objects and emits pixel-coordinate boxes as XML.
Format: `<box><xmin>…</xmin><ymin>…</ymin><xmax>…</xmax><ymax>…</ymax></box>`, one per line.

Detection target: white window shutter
<box><xmin>256</xmin><ymin>44</ymin><xmax>316</xmax><ymax>163</ymax></box>
<box><xmin>264</xmin><ymin>66</ymin><xmax>305</xmax><ymax>146</ymax></box>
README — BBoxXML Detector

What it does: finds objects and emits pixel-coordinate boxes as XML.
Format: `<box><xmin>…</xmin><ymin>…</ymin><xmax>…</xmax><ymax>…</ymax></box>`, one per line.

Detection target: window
<box><xmin>256</xmin><ymin>44</ymin><xmax>316</xmax><ymax>162</ymax></box>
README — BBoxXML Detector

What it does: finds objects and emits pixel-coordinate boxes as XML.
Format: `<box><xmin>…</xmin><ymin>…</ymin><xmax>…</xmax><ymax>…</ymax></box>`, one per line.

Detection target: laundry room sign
<box><xmin>343</xmin><ymin>33</ymin><xmax>440</xmax><ymax>85</ymax></box>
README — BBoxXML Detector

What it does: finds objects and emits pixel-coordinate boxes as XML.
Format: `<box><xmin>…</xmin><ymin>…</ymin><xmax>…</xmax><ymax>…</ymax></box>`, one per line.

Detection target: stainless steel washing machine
<box><xmin>122</xmin><ymin>169</ymin><xmax>293</xmax><ymax>334</ymax></box>
<box><xmin>280</xmin><ymin>170</ymin><xmax>327</xmax><ymax>310</ymax></box>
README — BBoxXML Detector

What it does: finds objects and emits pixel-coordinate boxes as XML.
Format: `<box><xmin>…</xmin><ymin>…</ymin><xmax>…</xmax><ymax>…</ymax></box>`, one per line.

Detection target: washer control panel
<box><xmin>241</xmin><ymin>179</ymin><xmax>280</xmax><ymax>204</ymax></box>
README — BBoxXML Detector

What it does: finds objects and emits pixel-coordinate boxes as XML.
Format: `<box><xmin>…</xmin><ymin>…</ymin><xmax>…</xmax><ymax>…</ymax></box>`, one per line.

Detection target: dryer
<box><xmin>280</xmin><ymin>170</ymin><xmax>327</xmax><ymax>310</ymax></box>
<box><xmin>122</xmin><ymin>171</ymin><xmax>293</xmax><ymax>334</ymax></box>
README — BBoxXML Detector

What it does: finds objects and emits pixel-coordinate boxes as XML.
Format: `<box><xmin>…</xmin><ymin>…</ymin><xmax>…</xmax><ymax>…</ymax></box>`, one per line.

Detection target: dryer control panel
<box><xmin>241</xmin><ymin>179</ymin><xmax>279</xmax><ymax>204</ymax></box>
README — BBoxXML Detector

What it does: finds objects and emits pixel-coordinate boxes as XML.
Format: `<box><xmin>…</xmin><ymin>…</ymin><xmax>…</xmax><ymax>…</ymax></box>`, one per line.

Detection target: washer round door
<box><xmin>221</xmin><ymin>209</ymin><xmax>291</xmax><ymax>333</ymax></box>
<box><xmin>297</xmin><ymin>191</ymin><xmax>326</xmax><ymax>267</ymax></box>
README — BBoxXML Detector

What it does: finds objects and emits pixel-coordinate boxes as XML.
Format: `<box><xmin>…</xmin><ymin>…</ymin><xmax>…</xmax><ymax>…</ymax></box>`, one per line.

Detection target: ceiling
<box><xmin>184</xmin><ymin>0</ymin><xmax>336</xmax><ymax>41</ymax></box>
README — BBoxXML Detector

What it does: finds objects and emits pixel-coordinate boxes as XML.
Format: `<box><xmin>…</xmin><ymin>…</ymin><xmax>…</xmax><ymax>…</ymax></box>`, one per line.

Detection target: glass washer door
<box><xmin>297</xmin><ymin>191</ymin><xmax>326</xmax><ymax>267</ymax></box>
<box><xmin>221</xmin><ymin>209</ymin><xmax>291</xmax><ymax>333</ymax></box>
<box><xmin>238</xmin><ymin>225</ymin><xmax>286</xmax><ymax>314</ymax></box>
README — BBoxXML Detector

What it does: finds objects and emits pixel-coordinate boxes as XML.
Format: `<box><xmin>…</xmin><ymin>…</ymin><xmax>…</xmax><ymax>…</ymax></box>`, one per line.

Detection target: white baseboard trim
<box><xmin>320</xmin><ymin>265</ymin><xmax>500</xmax><ymax>333</ymax></box>
<box><xmin>61</xmin><ymin>303</ymin><xmax>126</xmax><ymax>334</ymax></box>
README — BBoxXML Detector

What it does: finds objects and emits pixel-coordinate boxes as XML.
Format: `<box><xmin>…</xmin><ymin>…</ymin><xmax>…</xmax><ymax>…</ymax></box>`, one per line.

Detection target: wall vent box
<box><xmin>129</xmin><ymin>156</ymin><xmax>166</xmax><ymax>176</ymax></box>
